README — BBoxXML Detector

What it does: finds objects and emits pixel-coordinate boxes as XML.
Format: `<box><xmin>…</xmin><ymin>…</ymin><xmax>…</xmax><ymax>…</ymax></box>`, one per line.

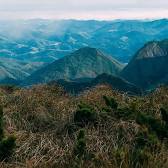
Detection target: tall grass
<box><xmin>0</xmin><ymin>84</ymin><xmax>168</xmax><ymax>167</ymax></box>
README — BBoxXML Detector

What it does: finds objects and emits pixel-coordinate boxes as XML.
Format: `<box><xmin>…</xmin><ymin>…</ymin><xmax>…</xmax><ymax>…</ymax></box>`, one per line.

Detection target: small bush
<box><xmin>0</xmin><ymin>106</ymin><xmax>16</xmax><ymax>161</ymax></box>
<box><xmin>136</xmin><ymin>112</ymin><xmax>167</xmax><ymax>139</ymax></box>
<box><xmin>114</xmin><ymin>147</ymin><xmax>126</xmax><ymax>166</ymax></box>
<box><xmin>0</xmin><ymin>136</ymin><xmax>16</xmax><ymax>161</ymax></box>
<box><xmin>65</xmin><ymin>123</ymin><xmax>79</xmax><ymax>135</ymax></box>
<box><xmin>135</xmin><ymin>128</ymin><xmax>159</xmax><ymax>149</ymax></box>
<box><xmin>115</xmin><ymin>107</ymin><xmax>135</xmax><ymax>120</ymax></box>
<box><xmin>102</xmin><ymin>96</ymin><xmax>136</xmax><ymax>120</ymax></box>
<box><xmin>132</xmin><ymin>148</ymin><xmax>151</xmax><ymax>168</ymax></box>
<box><xmin>74</xmin><ymin>129</ymin><xmax>86</xmax><ymax>158</ymax></box>
<box><xmin>161</xmin><ymin>107</ymin><xmax>168</xmax><ymax>125</ymax></box>
<box><xmin>0</xmin><ymin>106</ymin><xmax>4</xmax><ymax>140</ymax></box>
<box><xmin>103</xmin><ymin>96</ymin><xmax>118</xmax><ymax>109</ymax></box>
<box><xmin>74</xmin><ymin>103</ymin><xmax>97</xmax><ymax>127</ymax></box>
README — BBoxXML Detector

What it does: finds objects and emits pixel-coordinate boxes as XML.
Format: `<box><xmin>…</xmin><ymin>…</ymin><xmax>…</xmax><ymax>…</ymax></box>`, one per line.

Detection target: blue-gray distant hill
<box><xmin>121</xmin><ymin>39</ymin><xmax>168</xmax><ymax>89</ymax></box>
<box><xmin>0</xmin><ymin>58</ymin><xmax>44</xmax><ymax>85</ymax></box>
<box><xmin>22</xmin><ymin>47</ymin><xmax>124</xmax><ymax>86</ymax></box>
<box><xmin>52</xmin><ymin>73</ymin><xmax>141</xmax><ymax>95</ymax></box>
<box><xmin>0</xmin><ymin>19</ymin><xmax>168</xmax><ymax>63</ymax></box>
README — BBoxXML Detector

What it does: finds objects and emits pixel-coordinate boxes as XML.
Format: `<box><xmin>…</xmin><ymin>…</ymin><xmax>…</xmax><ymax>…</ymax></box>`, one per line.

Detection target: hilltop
<box><xmin>121</xmin><ymin>39</ymin><xmax>168</xmax><ymax>89</ymax></box>
<box><xmin>22</xmin><ymin>47</ymin><xmax>124</xmax><ymax>86</ymax></box>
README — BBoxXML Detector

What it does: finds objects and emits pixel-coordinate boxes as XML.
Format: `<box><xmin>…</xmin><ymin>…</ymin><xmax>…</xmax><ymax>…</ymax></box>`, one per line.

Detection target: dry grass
<box><xmin>0</xmin><ymin>84</ymin><xmax>168</xmax><ymax>167</ymax></box>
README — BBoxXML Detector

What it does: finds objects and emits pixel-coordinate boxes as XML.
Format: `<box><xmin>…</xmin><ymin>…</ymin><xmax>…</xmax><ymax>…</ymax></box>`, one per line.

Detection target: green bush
<box><xmin>160</xmin><ymin>107</ymin><xmax>168</xmax><ymax>125</ymax></box>
<box><xmin>135</xmin><ymin>128</ymin><xmax>159</xmax><ymax>149</ymax></box>
<box><xmin>102</xmin><ymin>96</ymin><xmax>135</xmax><ymax>120</ymax></box>
<box><xmin>115</xmin><ymin>107</ymin><xmax>135</xmax><ymax>120</ymax></box>
<box><xmin>0</xmin><ymin>106</ymin><xmax>16</xmax><ymax>161</ymax></box>
<box><xmin>74</xmin><ymin>129</ymin><xmax>86</xmax><ymax>158</ymax></box>
<box><xmin>103</xmin><ymin>96</ymin><xmax>118</xmax><ymax>109</ymax></box>
<box><xmin>74</xmin><ymin>103</ymin><xmax>97</xmax><ymax>127</ymax></box>
<box><xmin>114</xmin><ymin>147</ymin><xmax>126</xmax><ymax>166</ymax></box>
<box><xmin>136</xmin><ymin>112</ymin><xmax>168</xmax><ymax>139</ymax></box>
<box><xmin>132</xmin><ymin>148</ymin><xmax>151</xmax><ymax>168</ymax></box>
<box><xmin>0</xmin><ymin>136</ymin><xmax>16</xmax><ymax>161</ymax></box>
<box><xmin>0</xmin><ymin>106</ymin><xmax>4</xmax><ymax>141</ymax></box>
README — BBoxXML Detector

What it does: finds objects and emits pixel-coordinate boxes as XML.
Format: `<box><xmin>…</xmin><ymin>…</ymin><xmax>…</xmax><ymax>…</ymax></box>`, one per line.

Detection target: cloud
<box><xmin>0</xmin><ymin>0</ymin><xmax>167</xmax><ymax>19</ymax></box>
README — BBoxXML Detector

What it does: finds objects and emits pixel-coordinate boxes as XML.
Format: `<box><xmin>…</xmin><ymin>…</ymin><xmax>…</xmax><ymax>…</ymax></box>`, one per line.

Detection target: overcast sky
<box><xmin>0</xmin><ymin>0</ymin><xmax>168</xmax><ymax>20</ymax></box>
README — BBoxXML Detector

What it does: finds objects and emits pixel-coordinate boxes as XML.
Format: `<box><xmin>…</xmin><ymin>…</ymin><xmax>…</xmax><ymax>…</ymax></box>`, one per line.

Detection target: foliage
<box><xmin>1</xmin><ymin>85</ymin><xmax>168</xmax><ymax>167</ymax></box>
<box><xmin>103</xmin><ymin>96</ymin><xmax>118</xmax><ymax>109</ymax></box>
<box><xmin>0</xmin><ymin>106</ymin><xmax>16</xmax><ymax>161</ymax></box>
<box><xmin>74</xmin><ymin>129</ymin><xmax>86</xmax><ymax>158</ymax></box>
<box><xmin>160</xmin><ymin>107</ymin><xmax>168</xmax><ymax>125</ymax></box>
<box><xmin>0</xmin><ymin>136</ymin><xmax>16</xmax><ymax>161</ymax></box>
<box><xmin>136</xmin><ymin>112</ymin><xmax>168</xmax><ymax>139</ymax></box>
<box><xmin>102</xmin><ymin>96</ymin><xmax>135</xmax><ymax>120</ymax></box>
<box><xmin>0</xmin><ymin>106</ymin><xmax>4</xmax><ymax>140</ymax></box>
<box><xmin>74</xmin><ymin>103</ymin><xmax>97</xmax><ymax>127</ymax></box>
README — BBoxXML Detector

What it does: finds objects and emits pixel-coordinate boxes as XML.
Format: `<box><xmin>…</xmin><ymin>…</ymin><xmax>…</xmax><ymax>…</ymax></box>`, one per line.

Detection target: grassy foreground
<box><xmin>0</xmin><ymin>84</ymin><xmax>168</xmax><ymax>168</ymax></box>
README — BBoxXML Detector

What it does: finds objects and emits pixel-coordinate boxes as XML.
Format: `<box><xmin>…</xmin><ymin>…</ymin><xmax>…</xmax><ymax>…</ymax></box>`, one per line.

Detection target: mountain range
<box><xmin>53</xmin><ymin>73</ymin><xmax>141</xmax><ymax>95</ymax></box>
<box><xmin>22</xmin><ymin>39</ymin><xmax>168</xmax><ymax>92</ymax></box>
<box><xmin>121</xmin><ymin>39</ymin><xmax>168</xmax><ymax>89</ymax></box>
<box><xmin>0</xmin><ymin>58</ymin><xmax>44</xmax><ymax>84</ymax></box>
<box><xmin>1</xmin><ymin>19</ymin><xmax>168</xmax><ymax>93</ymax></box>
<box><xmin>1</xmin><ymin>19</ymin><xmax>168</xmax><ymax>64</ymax></box>
<box><xmin>22</xmin><ymin>47</ymin><xmax>124</xmax><ymax>86</ymax></box>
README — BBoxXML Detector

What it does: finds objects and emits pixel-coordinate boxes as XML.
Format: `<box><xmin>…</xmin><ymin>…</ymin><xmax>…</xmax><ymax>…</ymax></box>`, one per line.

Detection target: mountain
<box><xmin>121</xmin><ymin>39</ymin><xmax>168</xmax><ymax>89</ymax></box>
<box><xmin>22</xmin><ymin>47</ymin><xmax>124</xmax><ymax>86</ymax></box>
<box><xmin>0</xmin><ymin>19</ymin><xmax>168</xmax><ymax>64</ymax></box>
<box><xmin>53</xmin><ymin>73</ymin><xmax>141</xmax><ymax>95</ymax></box>
<box><xmin>0</xmin><ymin>58</ymin><xmax>44</xmax><ymax>84</ymax></box>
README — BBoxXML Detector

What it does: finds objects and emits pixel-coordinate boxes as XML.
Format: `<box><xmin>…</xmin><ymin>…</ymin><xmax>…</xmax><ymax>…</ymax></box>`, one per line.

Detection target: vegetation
<box><xmin>0</xmin><ymin>106</ymin><xmax>16</xmax><ymax>161</ymax></box>
<box><xmin>74</xmin><ymin>103</ymin><xmax>98</xmax><ymax>127</ymax></box>
<box><xmin>1</xmin><ymin>84</ymin><xmax>168</xmax><ymax>167</ymax></box>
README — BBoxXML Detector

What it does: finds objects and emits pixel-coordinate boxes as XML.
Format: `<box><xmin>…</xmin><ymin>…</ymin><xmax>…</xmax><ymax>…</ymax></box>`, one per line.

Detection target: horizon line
<box><xmin>0</xmin><ymin>18</ymin><xmax>168</xmax><ymax>21</ymax></box>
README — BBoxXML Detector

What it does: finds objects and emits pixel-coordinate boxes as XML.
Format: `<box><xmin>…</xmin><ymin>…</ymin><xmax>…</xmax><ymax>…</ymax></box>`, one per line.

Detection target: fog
<box><xmin>0</xmin><ymin>0</ymin><xmax>167</xmax><ymax>19</ymax></box>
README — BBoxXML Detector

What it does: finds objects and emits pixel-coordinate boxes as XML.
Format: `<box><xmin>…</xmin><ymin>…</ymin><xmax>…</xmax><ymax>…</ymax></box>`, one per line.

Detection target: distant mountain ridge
<box><xmin>121</xmin><ymin>39</ymin><xmax>168</xmax><ymax>89</ymax></box>
<box><xmin>22</xmin><ymin>47</ymin><xmax>124</xmax><ymax>86</ymax></box>
<box><xmin>53</xmin><ymin>73</ymin><xmax>141</xmax><ymax>95</ymax></box>
<box><xmin>1</xmin><ymin>19</ymin><xmax>168</xmax><ymax>90</ymax></box>
<box><xmin>0</xmin><ymin>58</ymin><xmax>44</xmax><ymax>84</ymax></box>
<box><xmin>0</xmin><ymin>19</ymin><xmax>168</xmax><ymax>63</ymax></box>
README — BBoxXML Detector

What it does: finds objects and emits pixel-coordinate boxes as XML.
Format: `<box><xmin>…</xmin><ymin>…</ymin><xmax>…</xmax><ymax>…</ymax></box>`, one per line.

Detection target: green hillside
<box><xmin>23</xmin><ymin>47</ymin><xmax>124</xmax><ymax>86</ymax></box>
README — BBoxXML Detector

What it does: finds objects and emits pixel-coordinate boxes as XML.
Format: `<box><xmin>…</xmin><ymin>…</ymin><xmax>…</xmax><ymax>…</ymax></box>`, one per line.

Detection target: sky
<box><xmin>0</xmin><ymin>0</ymin><xmax>168</xmax><ymax>20</ymax></box>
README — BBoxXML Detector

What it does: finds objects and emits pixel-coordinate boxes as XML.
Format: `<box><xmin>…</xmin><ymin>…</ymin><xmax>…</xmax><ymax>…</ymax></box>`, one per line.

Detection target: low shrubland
<box><xmin>0</xmin><ymin>84</ymin><xmax>168</xmax><ymax>167</ymax></box>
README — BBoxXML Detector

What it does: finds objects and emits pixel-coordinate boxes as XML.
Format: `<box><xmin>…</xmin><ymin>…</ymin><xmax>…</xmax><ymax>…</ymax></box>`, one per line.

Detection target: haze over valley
<box><xmin>1</xmin><ymin>19</ymin><xmax>168</xmax><ymax>89</ymax></box>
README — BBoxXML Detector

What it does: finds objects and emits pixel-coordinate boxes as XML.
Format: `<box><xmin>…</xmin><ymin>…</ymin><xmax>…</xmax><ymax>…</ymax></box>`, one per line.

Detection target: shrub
<box><xmin>74</xmin><ymin>129</ymin><xmax>86</xmax><ymax>158</ymax></box>
<box><xmin>160</xmin><ymin>107</ymin><xmax>168</xmax><ymax>125</ymax></box>
<box><xmin>0</xmin><ymin>136</ymin><xmax>16</xmax><ymax>161</ymax></box>
<box><xmin>136</xmin><ymin>112</ymin><xmax>168</xmax><ymax>139</ymax></box>
<box><xmin>135</xmin><ymin>128</ymin><xmax>159</xmax><ymax>149</ymax></box>
<box><xmin>103</xmin><ymin>96</ymin><xmax>118</xmax><ymax>109</ymax></box>
<box><xmin>0</xmin><ymin>106</ymin><xmax>16</xmax><ymax>161</ymax></box>
<box><xmin>114</xmin><ymin>147</ymin><xmax>126</xmax><ymax>166</ymax></box>
<box><xmin>102</xmin><ymin>96</ymin><xmax>136</xmax><ymax>120</ymax></box>
<box><xmin>65</xmin><ymin>123</ymin><xmax>79</xmax><ymax>135</ymax></box>
<box><xmin>133</xmin><ymin>128</ymin><xmax>158</xmax><ymax>168</ymax></box>
<box><xmin>74</xmin><ymin>103</ymin><xmax>97</xmax><ymax>127</ymax></box>
<box><xmin>115</xmin><ymin>107</ymin><xmax>135</xmax><ymax>120</ymax></box>
<box><xmin>132</xmin><ymin>148</ymin><xmax>151</xmax><ymax>168</ymax></box>
<box><xmin>0</xmin><ymin>106</ymin><xmax>4</xmax><ymax>140</ymax></box>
